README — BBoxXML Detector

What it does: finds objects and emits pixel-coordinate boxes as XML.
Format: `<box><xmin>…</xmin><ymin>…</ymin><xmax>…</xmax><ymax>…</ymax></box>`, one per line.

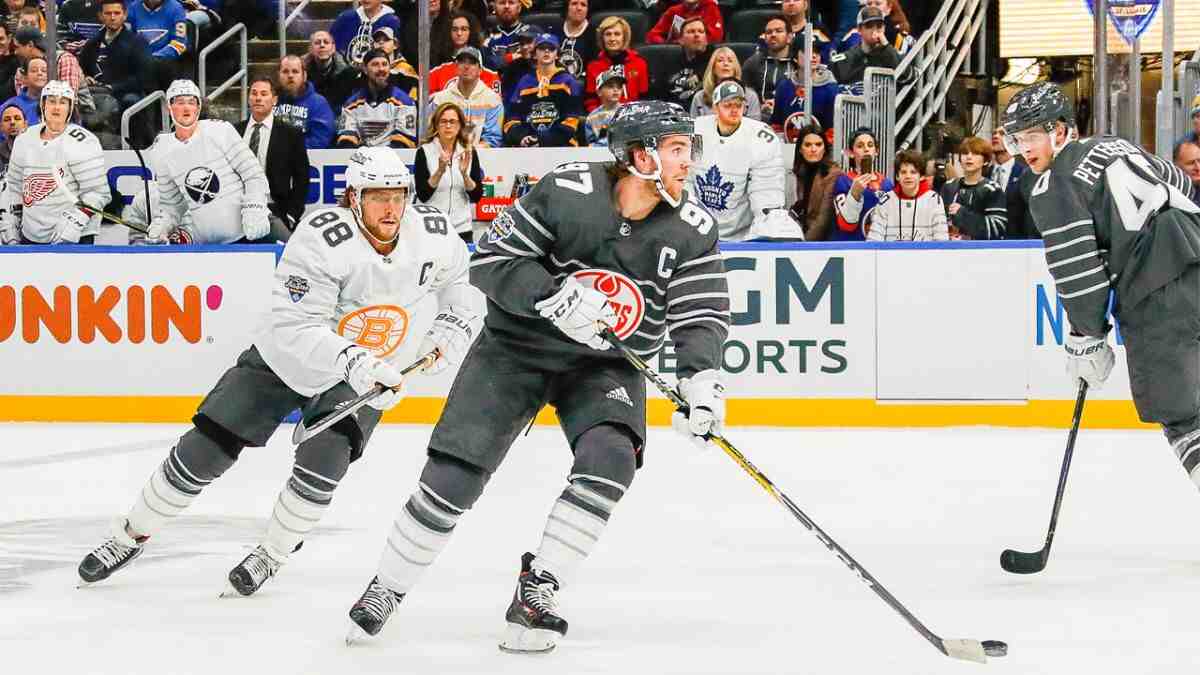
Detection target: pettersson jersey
<box><xmin>150</xmin><ymin>120</ymin><xmax>269</xmax><ymax>244</ymax></box>
<box><xmin>689</xmin><ymin>115</ymin><xmax>785</xmax><ymax>241</ymax></box>
<box><xmin>1029</xmin><ymin>135</ymin><xmax>1200</xmax><ymax>338</ymax></box>
<box><xmin>4</xmin><ymin>123</ymin><xmax>109</xmax><ymax>243</ymax></box>
<box><xmin>255</xmin><ymin>203</ymin><xmax>473</xmax><ymax>397</ymax></box>
<box><xmin>472</xmin><ymin>161</ymin><xmax>730</xmax><ymax>379</ymax></box>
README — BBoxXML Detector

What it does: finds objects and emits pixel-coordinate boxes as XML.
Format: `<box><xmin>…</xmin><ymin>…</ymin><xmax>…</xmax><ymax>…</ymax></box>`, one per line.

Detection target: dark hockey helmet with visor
<box><xmin>1000</xmin><ymin>81</ymin><xmax>1075</xmax><ymax>157</ymax></box>
<box><xmin>608</xmin><ymin>100</ymin><xmax>702</xmax><ymax>206</ymax></box>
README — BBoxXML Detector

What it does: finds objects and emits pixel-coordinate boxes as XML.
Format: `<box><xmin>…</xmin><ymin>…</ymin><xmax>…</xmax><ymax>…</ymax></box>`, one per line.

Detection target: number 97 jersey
<box><xmin>254</xmin><ymin>202</ymin><xmax>472</xmax><ymax>397</ymax></box>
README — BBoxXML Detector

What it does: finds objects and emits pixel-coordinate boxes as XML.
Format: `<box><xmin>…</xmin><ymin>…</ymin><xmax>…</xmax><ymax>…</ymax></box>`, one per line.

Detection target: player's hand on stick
<box><xmin>419</xmin><ymin>307</ymin><xmax>479</xmax><ymax>375</ymax></box>
<box><xmin>671</xmin><ymin>369</ymin><xmax>725</xmax><ymax>451</ymax></box>
<box><xmin>340</xmin><ymin>347</ymin><xmax>408</xmax><ymax>411</ymax></box>
<box><xmin>52</xmin><ymin>208</ymin><xmax>89</xmax><ymax>244</ymax></box>
<box><xmin>242</xmin><ymin>203</ymin><xmax>271</xmax><ymax>241</ymax></box>
<box><xmin>146</xmin><ymin>215</ymin><xmax>174</xmax><ymax>244</ymax></box>
<box><xmin>534</xmin><ymin>276</ymin><xmax>616</xmax><ymax>350</ymax></box>
<box><xmin>1064</xmin><ymin>332</ymin><xmax>1114</xmax><ymax>389</ymax></box>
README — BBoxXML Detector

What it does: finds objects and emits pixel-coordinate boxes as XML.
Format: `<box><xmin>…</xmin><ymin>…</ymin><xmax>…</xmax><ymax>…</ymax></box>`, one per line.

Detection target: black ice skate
<box><xmin>78</xmin><ymin>519</ymin><xmax>147</xmax><ymax>585</ymax></box>
<box><xmin>499</xmin><ymin>552</ymin><xmax>568</xmax><ymax>654</ymax></box>
<box><xmin>225</xmin><ymin>545</ymin><xmax>284</xmax><ymax>597</ymax></box>
<box><xmin>346</xmin><ymin>576</ymin><xmax>405</xmax><ymax>644</ymax></box>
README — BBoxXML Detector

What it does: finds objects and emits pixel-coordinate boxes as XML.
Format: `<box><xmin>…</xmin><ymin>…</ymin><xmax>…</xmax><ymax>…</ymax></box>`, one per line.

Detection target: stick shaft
<box><xmin>1036</xmin><ymin>380</ymin><xmax>1089</xmax><ymax>564</ymax></box>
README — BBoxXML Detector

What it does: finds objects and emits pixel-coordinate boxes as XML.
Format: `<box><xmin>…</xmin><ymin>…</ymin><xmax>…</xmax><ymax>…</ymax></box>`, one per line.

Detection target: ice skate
<box><xmin>346</xmin><ymin>576</ymin><xmax>405</xmax><ymax>644</ymax></box>
<box><xmin>222</xmin><ymin>545</ymin><xmax>284</xmax><ymax>597</ymax></box>
<box><xmin>77</xmin><ymin>519</ymin><xmax>147</xmax><ymax>586</ymax></box>
<box><xmin>498</xmin><ymin>552</ymin><xmax>567</xmax><ymax>654</ymax></box>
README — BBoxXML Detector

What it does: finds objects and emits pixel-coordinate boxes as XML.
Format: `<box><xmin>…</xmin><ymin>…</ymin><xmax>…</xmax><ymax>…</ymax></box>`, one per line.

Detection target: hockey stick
<box><xmin>126</xmin><ymin>138</ymin><xmax>153</xmax><ymax>227</ymax></box>
<box><xmin>290</xmin><ymin>351</ymin><xmax>439</xmax><ymax>445</ymax></box>
<box><xmin>1000</xmin><ymin>380</ymin><xmax>1089</xmax><ymax>575</ymax></box>
<box><xmin>600</xmin><ymin>328</ymin><xmax>1008</xmax><ymax>664</ymax></box>
<box><xmin>51</xmin><ymin>164</ymin><xmax>151</xmax><ymax>235</ymax></box>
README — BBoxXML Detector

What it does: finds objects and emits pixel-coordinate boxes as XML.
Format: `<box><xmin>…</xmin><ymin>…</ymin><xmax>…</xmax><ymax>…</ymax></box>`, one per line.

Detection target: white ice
<box><xmin>2</xmin><ymin>422</ymin><xmax>1198</xmax><ymax>675</ymax></box>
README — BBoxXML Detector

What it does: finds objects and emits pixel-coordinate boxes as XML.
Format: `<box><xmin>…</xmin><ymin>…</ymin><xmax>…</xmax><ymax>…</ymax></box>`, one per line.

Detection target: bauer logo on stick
<box><xmin>570</xmin><ymin>269</ymin><xmax>645</xmax><ymax>340</ymax></box>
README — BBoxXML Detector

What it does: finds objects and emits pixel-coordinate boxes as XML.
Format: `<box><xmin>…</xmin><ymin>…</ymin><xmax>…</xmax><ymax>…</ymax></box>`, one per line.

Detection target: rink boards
<box><xmin>0</xmin><ymin>240</ymin><xmax>1150</xmax><ymax>429</ymax></box>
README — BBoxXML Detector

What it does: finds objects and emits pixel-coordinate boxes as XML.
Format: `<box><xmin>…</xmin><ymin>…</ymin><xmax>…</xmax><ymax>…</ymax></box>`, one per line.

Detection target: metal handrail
<box><xmin>120</xmin><ymin>90</ymin><xmax>170</xmax><ymax>150</ymax></box>
<box><xmin>198</xmin><ymin>22</ymin><xmax>248</xmax><ymax>121</ymax></box>
<box><xmin>279</xmin><ymin>0</ymin><xmax>314</xmax><ymax>60</ymax></box>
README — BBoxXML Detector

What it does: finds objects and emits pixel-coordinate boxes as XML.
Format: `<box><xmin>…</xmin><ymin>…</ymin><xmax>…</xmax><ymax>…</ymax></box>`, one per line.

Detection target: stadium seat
<box><xmin>633</xmin><ymin>43</ymin><xmax>683</xmax><ymax>96</ymax></box>
<box><xmin>727</xmin><ymin>8</ymin><xmax>778</xmax><ymax>43</ymax></box>
<box><xmin>724</xmin><ymin>41</ymin><xmax>759</xmax><ymax>65</ymax></box>
<box><xmin>592</xmin><ymin>10</ymin><xmax>652</xmax><ymax>45</ymax></box>
<box><xmin>522</xmin><ymin>12</ymin><xmax>561</xmax><ymax>33</ymax></box>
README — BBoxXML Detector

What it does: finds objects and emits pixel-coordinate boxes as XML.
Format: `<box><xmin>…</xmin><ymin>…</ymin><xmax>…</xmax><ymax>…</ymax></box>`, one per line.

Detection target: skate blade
<box><xmin>346</xmin><ymin>622</ymin><xmax>371</xmax><ymax>646</ymax></box>
<box><xmin>498</xmin><ymin>623</ymin><xmax>558</xmax><ymax>654</ymax></box>
<box><xmin>218</xmin><ymin>579</ymin><xmax>251</xmax><ymax>599</ymax></box>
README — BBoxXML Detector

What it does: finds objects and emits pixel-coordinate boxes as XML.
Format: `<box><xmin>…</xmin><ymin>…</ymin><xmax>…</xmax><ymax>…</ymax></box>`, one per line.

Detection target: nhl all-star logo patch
<box><xmin>695</xmin><ymin>165</ymin><xmax>733</xmax><ymax>212</ymax></box>
<box><xmin>184</xmin><ymin>166</ymin><xmax>221</xmax><ymax>204</ymax></box>
<box><xmin>285</xmin><ymin>275</ymin><xmax>310</xmax><ymax>303</ymax></box>
<box><xmin>488</xmin><ymin>209</ymin><xmax>516</xmax><ymax>241</ymax></box>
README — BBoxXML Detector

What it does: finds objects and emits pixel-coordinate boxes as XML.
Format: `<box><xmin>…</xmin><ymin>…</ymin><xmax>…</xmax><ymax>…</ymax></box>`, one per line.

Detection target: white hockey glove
<box><xmin>1065</xmin><ymin>332</ymin><xmax>1115</xmax><ymax>389</ymax></box>
<box><xmin>534</xmin><ymin>276</ymin><xmax>617</xmax><ymax>351</ymax></box>
<box><xmin>671</xmin><ymin>369</ymin><xmax>725</xmax><ymax>451</ymax></box>
<box><xmin>338</xmin><ymin>347</ymin><xmax>408</xmax><ymax>412</ymax></box>
<box><xmin>0</xmin><ymin>212</ymin><xmax>17</xmax><ymax>245</ymax></box>
<box><xmin>145</xmin><ymin>215</ymin><xmax>175</xmax><ymax>245</ymax></box>
<box><xmin>418</xmin><ymin>306</ymin><xmax>480</xmax><ymax>375</ymax></box>
<box><xmin>51</xmin><ymin>208</ymin><xmax>90</xmax><ymax>244</ymax></box>
<box><xmin>747</xmin><ymin>208</ymin><xmax>806</xmax><ymax>241</ymax></box>
<box><xmin>241</xmin><ymin>202</ymin><xmax>271</xmax><ymax>241</ymax></box>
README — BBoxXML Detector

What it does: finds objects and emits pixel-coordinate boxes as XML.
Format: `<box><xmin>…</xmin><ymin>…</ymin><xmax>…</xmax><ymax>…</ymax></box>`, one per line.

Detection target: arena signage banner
<box><xmin>1085</xmin><ymin>0</ymin><xmax>1161</xmax><ymax>45</ymax></box>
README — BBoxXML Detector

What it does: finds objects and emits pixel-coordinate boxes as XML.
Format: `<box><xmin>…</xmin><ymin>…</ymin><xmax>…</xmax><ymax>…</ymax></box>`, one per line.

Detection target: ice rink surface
<box><xmin>3</xmin><ymin>422</ymin><xmax>1200</xmax><ymax>675</ymax></box>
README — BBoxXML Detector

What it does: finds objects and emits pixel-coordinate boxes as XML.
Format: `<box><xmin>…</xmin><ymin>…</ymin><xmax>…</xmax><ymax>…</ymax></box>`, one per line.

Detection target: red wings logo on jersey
<box><xmin>337</xmin><ymin>305</ymin><xmax>410</xmax><ymax>358</ymax></box>
<box><xmin>22</xmin><ymin>172</ymin><xmax>58</xmax><ymax>207</ymax></box>
<box><xmin>570</xmin><ymin>269</ymin><xmax>645</xmax><ymax>340</ymax></box>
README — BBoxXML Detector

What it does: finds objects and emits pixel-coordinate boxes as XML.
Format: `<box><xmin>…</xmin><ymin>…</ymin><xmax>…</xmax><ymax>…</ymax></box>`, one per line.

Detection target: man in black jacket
<box><xmin>79</xmin><ymin>0</ymin><xmax>153</xmax><ymax>143</ymax></box>
<box><xmin>828</xmin><ymin>7</ymin><xmax>902</xmax><ymax>89</ymax></box>
<box><xmin>657</xmin><ymin>17</ymin><xmax>713</xmax><ymax>108</ymax></box>
<box><xmin>235</xmin><ymin>76</ymin><xmax>311</xmax><ymax>242</ymax></box>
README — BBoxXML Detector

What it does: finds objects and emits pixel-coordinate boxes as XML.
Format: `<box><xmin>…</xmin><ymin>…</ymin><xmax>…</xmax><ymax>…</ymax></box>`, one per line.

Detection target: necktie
<box><xmin>249</xmin><ymin>122</ymin><xmax>263</xmax><ymax>158</ymax></box>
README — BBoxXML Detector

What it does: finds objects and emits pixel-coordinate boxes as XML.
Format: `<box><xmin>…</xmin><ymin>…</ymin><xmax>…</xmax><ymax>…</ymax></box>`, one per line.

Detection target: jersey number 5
<box><xmin>552</xmin><ymin>162</ymin><xmax>593</xmax><ymax>195</ymax></box>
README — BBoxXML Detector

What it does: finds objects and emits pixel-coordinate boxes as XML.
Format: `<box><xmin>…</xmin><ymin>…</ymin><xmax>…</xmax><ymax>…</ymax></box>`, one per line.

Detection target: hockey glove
<box><xmin>339</xmin><ymin>347</ymin><xmax>408</xmax><ymax>412</ymax></box>
<box><xmin>534</xmin><ymin>276</ymin><xmax>617</xmax><ymax>351</ymax></box>
<box><xmin>418</xmin><ymin>307</ymin><xmax>480</xmax><ymax>375</ymax></box>
<box><xmin>671</xmin><ymin>370</ymin><xmax>725</xmax><ymax>451</ymax></box>
<box><xmin>145</xmin><ymin>215</ymin><xmax>175</xmax><ymax>245</ymax></box>
<box><xmin>0</xmin><ymin>212</ymin><xmax>17</xmax><ymax>245</ymax></box>
<box><xmin>1065</xmin><ymin>332</ymin><xmax>1115</xmax><ymax>389</ymax></box>
<box><xmin>52</xmin><ymin>208</ymin><xmax>90</xmax><ymax>244</ymax></box>
<box><xmin>242</xmin><ymin>202</ymin><xmax>271</xmax><ymax>241</ymax></box>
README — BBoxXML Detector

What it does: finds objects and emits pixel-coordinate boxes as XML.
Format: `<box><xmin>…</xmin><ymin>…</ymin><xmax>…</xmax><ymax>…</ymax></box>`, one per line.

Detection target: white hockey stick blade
<box><xmin>941</xmin><ymin>639</ymin><xmax>988</xmax><ymax>663</ymax></box>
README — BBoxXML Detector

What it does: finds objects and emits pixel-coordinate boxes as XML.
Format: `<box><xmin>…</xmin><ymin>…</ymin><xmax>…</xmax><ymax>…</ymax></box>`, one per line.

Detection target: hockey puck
<box><xmin>982</xmin><ymin>640</ymin><xmax>1008</xmax><ymax>658</ymax></box>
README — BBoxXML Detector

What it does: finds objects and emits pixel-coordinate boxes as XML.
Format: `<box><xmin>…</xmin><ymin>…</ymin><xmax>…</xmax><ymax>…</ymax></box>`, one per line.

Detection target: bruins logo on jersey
<box><xmin>338</xmin><ymin>304</ymin><xmax>410</xmax><ymax>358</ymax></box>
<box><xmin>571</xmin><ymin>269</ymin><xmax>645</xmax><ymax>340</ymax></box>
<box><xmin>184</xmin><ymin>167</ymin><xmax>221</xmax><ymax>204</ymax></box>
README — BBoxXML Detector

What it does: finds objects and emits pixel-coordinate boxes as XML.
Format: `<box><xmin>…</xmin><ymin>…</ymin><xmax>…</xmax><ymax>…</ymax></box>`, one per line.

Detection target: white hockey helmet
<box><xmin>166</xmin><ymin>79</ymin><xmax>203</xmax><ymax>106</ymax></box>
<box><xmin>39</xmin><ymin>79</ymin><xmax>76</xmax><ymax>124</ymax></box>
<box><xmin>345</xmin><ymin>147</ymin><xmax>412</xmax><ymax>194</ymax></box>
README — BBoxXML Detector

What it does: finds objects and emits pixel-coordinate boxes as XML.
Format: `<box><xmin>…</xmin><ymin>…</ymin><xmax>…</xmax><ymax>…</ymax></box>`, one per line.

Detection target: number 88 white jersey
<box><xmin>254</xmin><ymin>202</ymin><xmax>474</xmax><ymax>397</ymax></box>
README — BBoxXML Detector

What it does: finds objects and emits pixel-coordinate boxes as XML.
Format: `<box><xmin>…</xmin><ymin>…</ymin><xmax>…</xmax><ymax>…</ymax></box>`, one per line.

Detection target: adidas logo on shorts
<box><xmin>606</xmin><ymin>386</ymin><xmax>633</xmax><ymax>407</ymax></box>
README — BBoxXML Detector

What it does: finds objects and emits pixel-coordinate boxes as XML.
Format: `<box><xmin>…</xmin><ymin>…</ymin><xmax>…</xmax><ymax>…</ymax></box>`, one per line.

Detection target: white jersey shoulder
<box><xmin>690</xmin><ymin>115</ymin><xmax>785</xmax><ymax>240</ymax></box>
<box><xmin>4</xmin><ymin>123</ymin><xmax>110</xmax><ymax>243</ymax></box>
<box><xmin>254</xmin><ymin>203</ymin><xmax>473</xmax><ymax>397</ymax></box>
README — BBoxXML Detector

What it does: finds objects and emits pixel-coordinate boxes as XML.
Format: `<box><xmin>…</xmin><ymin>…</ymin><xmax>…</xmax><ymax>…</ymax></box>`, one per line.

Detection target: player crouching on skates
<box><xmin>77</xmin><ymin>147</ymin><xmax>481</xmax><ymax>597</ymax></box>
<box><xmin>345</xmin><ymin>101</ymin><xmax>731</xmax><ymax>653</ymax></box>
<box><xmin>1001</xmin><ymin>83</ymin><xmax>1200</xmax><ymax>481</ymax></box>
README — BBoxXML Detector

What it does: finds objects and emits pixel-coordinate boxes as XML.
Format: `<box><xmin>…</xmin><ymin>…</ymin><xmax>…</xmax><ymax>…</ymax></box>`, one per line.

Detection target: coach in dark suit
<box><xmin>987</xmin><ymin>127</ymin><xmax>1036</xmax><ymax>239</ymax></box>
<box><xmin>236</xmin><ymin>76</ymin><xmax>311</xmax><ymax>242</ymax></box>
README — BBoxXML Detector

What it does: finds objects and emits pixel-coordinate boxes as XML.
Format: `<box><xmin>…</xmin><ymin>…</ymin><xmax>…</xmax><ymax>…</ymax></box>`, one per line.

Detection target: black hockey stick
<box><xmin>126</xmin><ymin>137</ymin><xmax>153</xmax><ymax>226</ymax></box>
<box><xmin>600</xmin><ymin>328</ymin><xmax>1008</xmax><ymax>663</ymax></box>
<box><xmin>290</xmin><ymin>351</ymin><xmax>438</xmax><ymax>445</ymax></box>
<box><xmin>1000</xmin><ymin>380</ymin><xmax>1089</xmax><ymax>574</ymax></box>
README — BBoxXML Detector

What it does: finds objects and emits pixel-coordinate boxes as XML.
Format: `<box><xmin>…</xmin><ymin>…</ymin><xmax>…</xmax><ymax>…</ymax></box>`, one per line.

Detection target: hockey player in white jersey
<box><xmin>689</xmin><ymin>80</ymin><xmax>803</xmax><ymax>241</ymax></box>
<box><xmin>145</xmin><ymin>79</ymin><xmax>272</xmax><ymax>244</ymax></box>
<box><xmin>0</xmin><ymin>80</ymin><xmax>110</xmax><ymax>245</ymax></box>
<box><xmin>77</xmin><ymin>147</ymin><xmax>483</xmax><ymax>598</ymax></box>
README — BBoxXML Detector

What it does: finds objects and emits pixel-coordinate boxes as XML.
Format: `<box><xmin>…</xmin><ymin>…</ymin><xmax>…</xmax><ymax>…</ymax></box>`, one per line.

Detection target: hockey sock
<box><xmin>1172</xmin><ymin>428</ymin><xmax>1200</xmax><ymax>486</ymax></box>
<box><xmin>532</xmin><ymin>476</ymin><xmax>624</xmax><ymax>584</ymax></box>
<box><xmin>263</xmin><ymin>465</ymin><xmax>341</xmax><ymax>560</ymax></box>
<box><xmin>126</xmin><ymin>436</ymin><xmax>235</xmax><ymax>537</ymax></box>
<box><xmin>376</xmin><ymin>484</ymin><xmax>464</xmax><ymax>594</ymax></box>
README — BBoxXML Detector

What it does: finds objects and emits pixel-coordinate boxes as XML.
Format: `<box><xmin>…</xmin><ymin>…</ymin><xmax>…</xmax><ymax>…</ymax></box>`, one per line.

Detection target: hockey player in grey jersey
<box><xmin>1001</xmin><ymin>82</ymin><xmax>1200</xmax><ymax>486</ymax></box>
<box><xmin>345</xmin><ymin>101</ymin><xmax>730</xmax><ymax>653</ymax></box>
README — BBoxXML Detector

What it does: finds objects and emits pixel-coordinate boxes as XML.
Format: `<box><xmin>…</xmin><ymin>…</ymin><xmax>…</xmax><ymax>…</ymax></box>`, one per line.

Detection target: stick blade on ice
<box><xmin>942</xmin><ymin>638</ymin><xmax>1008</xmax><ymax>663</ymax></box>
<box><xmin>1000</xmin><ymin>548</ymin><xmax>1046</xmax><ymax>574</ymax></box>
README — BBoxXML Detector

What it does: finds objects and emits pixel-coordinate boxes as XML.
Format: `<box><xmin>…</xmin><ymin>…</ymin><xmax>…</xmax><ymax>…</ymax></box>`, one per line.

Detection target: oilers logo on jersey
<box><xmin>571</xmin><ymin>269</ymin><xmax>645</xmax><ymax>340</ymax></box>
<box><xmin>184</xmin><ymin>167</ymin><xmax>221</xmax><ymax>204</ymax></box>
<box><xmin>22</xmin><ymin>172</ymin><xmax>58</xmax><ymax>207</ymax></box>
<box><xmin>337</xmin><ymin>304</ymin><xmax>410</xmax><ymax>358</ymax></box>
<box><xmin>694</xmin><ymin>165</ymin><xmax>734</xmax><ymax>212</ymax></box>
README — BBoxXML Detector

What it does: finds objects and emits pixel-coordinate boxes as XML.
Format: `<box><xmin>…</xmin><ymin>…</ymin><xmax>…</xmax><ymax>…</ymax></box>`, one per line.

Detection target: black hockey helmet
<box><xmin>607</xmin><ymin>100</ymin><xmax>701</xmax><ymax>166</ymax></box>
<box><xmin>1000</xmin><ymin>82</ymin><xmax>1075</xmax><ymax>137</ymax></box>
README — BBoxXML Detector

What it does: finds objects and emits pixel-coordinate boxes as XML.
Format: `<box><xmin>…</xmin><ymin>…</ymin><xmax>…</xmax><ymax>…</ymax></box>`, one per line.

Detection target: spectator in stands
<box><xmin>59</xmin><ymin>0</ymin><xmax>106</xmax><ymax>48</ymax></box>
<box><xmin>499</xmin><ymin>24</ymin><xmax>537</xmax><ymax>108</ymax></box>
<box><xmin>483</xmin><ymin>0</ymin><xmax>531</xmax><ymax>73</ymax></box>
<box><xmin>833</xmin><ymin>127</ymin><xmax>892</xmax><ymax>241</ymax></box>
<box><xmin>788</xmin><ymin>124</ymin><xmax>840</xmax><ymax>240</ymax></box>
<box><xmin>429</xmin><ymin>12</ymin><xmax>499</xmax><ymax>95</ymax></box>
<box><xmin>236</xmin><ymin>76</ymin><xmax>309</xmax><ymax>242</ymax></box>
<box><xmin>14</xmin><ymin>6</ymin><xmax>42</xmax><ymax>32</ymax></box>
<box><xmin>691</xmin><ymin>50</ymin><xmax>761</xmax><ymax>119</ymax></box>
<box><xmin>873</xmin><ymin>0</ymin><xmax>915</xmax><ymax>55</ymax></box>
<box><xmin>304</xmin><ymin>30</ymin><xmax>354</xmax><ymax>111</ymax></box>
<box><xmin>335</xmin><ymin>49</ymin><xmax>418</xmax><ymax>149</ymax></box>
<box><xmin>14</xmin><ymin>29</ymin><xmax>86</xmax><ymax>106</ymax></box>
<box><xmin>829</xmin><ymin>7</ymin><xmax>902</xmax><ymax>92</ymax></box>
<box><xmin>657</xmin><ymin>17</ymin><xmax>712</xmax><ymax>109</ymax></box>
<box><xmin>583</xmin><ymin>16</ymin><xmax>648</xmax><ymax>112</ymax></box>
<box><xmin>771</xmin><ymin>40</ymin><xmax>837</xmax><ymax>137</ymax></box>
<box><xmin>0</xmin><ymin>25</ymin><xmax>17</xmax><ymax>102</ymax></box>
<box><xmin>867</xmin><ymin>149</ymin><xmax>947</xmax><ymax>241</ymax></box>
<box><xmin>0</xmin><ymin>0</ymin><xmax>27</xmax><ymax>36</ymax></box>
<box><xmin>401</xmin><ymin>0</ymin><xmax>454</xmax><ymax>68</ymax></box>
<box><xmin>584</xmin><ymin>67</ymin><xmax>622</xmax><ymax>147</ymax></box>
<box><xmin>415</xmin><ymin>101</ymin><xmax>484</xmax><ymax>243</ymax></box>
<box><xmin>127</xmin><ymin>0</ymin><xmax>189</xmax><ymax>91</ymax></box>
<box><xmin>275</xmin><ymin>55</ymin><xmax>335</xmax><ymax>150</ymax></box>
<box><xmin>372</xmin><ymin>26</ymin><xmax>419</xmax><ymax>100</ymax></box>
<box><xmin>743</xmin><ymin>16</ymin><xmax>793</xmax><ymax>122</ymax></box>
<box><xmin>80</xmin><ymin>1</ymin><xmax>153</xmax><ymax>143</ymax></box>
<box><xmin>0</xmin><ymin>99</ymin><xmax>25</xmax><ymax>174</ymax></box>
<box><xmin>782</xmin><ymin>0</ymin><xmax>833</xmax><ymax>61</ymax></box>
<box><xmin>551</xmin><ymin>0</ymin><xmax>596</xmax><ymax>81</ymax></box>
<box><xmin>986</xmin><ymin>125</ymin><xmax>1033</xmax><ymax>238</ymax></box>
<box><xmin>330</xmin><ymin>0</ymin><xmax>401</xmax><ymax>65</ymax></box>
<box><xmin>429</xmin><ymin>46</ymin><xmax>503</xmax><ymax>147</ymax></box>
<box><xmin>181</xmin><ymin>0</ymin><xmax>223</xmax><ymax>38</ymax></box>
<box><xmin>1174</xmin><ymin>141</ymin><xmax>1200</xmax><ymax>206</ymax></box>
<box><xmin>503</xmin><ymin>33</ymin><xmax>582</xmax><ymax>148</ymax></box>
<box><xmin>1178</xmin><ymin>95</ymin><xmax>1200</xmax><ymax>146</ymax></box>
<box><xmin>1</xmin><ymin>53</ymin><xmax>42</xmax><ymax>125</ymax></box>
<box><xmin>646</xmin><ymin>0</ymin><xmax>724</xmax><ymax>45</ymax></box>
<box><xmin>940</xmin><ymin>136</ymin><xmax>1007</xmax><ymax>240</ymax></box>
